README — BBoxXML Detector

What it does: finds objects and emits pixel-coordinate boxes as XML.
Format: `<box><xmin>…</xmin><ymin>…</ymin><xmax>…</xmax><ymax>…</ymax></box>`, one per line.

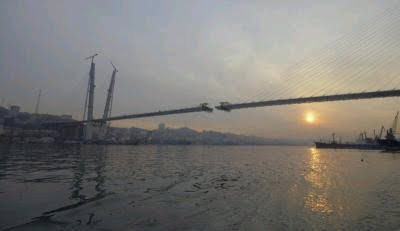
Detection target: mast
<box><xmin>34</xmin><ymin>89</ymin><xmax>42</xmax><ymax>114</ymax></box>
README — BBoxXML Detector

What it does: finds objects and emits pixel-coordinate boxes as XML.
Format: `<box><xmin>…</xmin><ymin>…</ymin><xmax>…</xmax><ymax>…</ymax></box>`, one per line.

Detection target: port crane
<box><xmin>391</xmin><ymin>111</ymin><xmax>399</xmax><ymax>134</ymax></box>
<box><xmin>376</xmin><ymin>126</ymin><xmax>385</xmax><ymax>139</ymax></box>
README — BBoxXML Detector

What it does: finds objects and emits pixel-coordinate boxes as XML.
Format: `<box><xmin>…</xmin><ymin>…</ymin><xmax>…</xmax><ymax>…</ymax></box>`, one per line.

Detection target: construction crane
<box><xmin>99</xmin><ymin>62</ymin><xmax>118</xmax><ymax>139</ymax></box>
<box><xmin>34</xmin><ymin>89</ymin><xmax>41</xmax><ymax>114</ymax></box>
<box><xmin>378</xmin><ymin>125</ymin><xmax>385</xmax><ymax>139</ymax></box>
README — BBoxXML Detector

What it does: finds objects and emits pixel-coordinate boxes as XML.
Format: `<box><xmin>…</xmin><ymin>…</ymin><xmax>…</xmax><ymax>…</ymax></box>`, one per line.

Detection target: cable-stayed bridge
<box><xmin>43</xmin><ymin>4</ymin><xmax>400</xmax><ymax>141</ymax></box>
<box><xmin>46</xmin><ymin>88</ymin><xmax>400</xmax><ymax>126</ymax></box>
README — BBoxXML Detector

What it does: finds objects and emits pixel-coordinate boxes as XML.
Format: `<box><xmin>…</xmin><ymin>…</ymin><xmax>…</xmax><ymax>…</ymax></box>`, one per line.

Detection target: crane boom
<box><xmin>379</xmin><ymin>125</ymin><xmax>385</xmax><ymax>139</ymax></box>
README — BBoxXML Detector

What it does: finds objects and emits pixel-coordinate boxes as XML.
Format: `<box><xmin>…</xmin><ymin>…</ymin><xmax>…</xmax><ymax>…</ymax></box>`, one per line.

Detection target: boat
<box><xmin>315</xmin><ymin>141</ymin><xmax>382</xmax><ymax>150</ymax></box>
<box><xmin>315</xmin><ymin>132</ymin><xmax>382</xmax><ymax>150</ymax></box>
<box><xmin>377</xmin><ymin>112</ymin><xmax>400</xmax><ymax>150</ymax></box>
<box><xmin>316</xmin><ymin>111</ymin><xmax>400</xmax><ymax>150</ymax></box>
<box><xmin>377</xmin><ymin>128</ymin><xmax>400</xmax><ymax>150</ymax></box>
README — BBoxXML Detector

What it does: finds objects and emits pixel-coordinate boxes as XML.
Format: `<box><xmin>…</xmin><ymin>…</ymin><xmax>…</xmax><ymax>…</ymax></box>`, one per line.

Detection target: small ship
<box><xmin>315</xmin><ymin>111</ymin><xmax>400</xmax><ymax>150</ymax></box>
<box><xmin>377</xmin><ymin>112</ymin><xmax>400</xmax><ymax>150</ymax></box>
<box><xmin>315</xmin><ymin>132</ymin><xmax>382</xmax><ymax>150</ymax></box>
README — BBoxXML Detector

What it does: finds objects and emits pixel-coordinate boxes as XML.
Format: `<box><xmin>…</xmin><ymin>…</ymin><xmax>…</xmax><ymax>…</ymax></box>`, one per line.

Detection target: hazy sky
<box><xmin>1</xmin><ymin>0</ymin><xmax>400</xmax><ymax>140</ymax></box>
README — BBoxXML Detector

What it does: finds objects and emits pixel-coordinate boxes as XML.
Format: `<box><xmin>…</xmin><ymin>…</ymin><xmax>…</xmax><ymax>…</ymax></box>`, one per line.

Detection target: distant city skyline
<box><xmin>1</xmin><ymin>0</ymin><xmax>400</xmax><ymax>140</ymax></box>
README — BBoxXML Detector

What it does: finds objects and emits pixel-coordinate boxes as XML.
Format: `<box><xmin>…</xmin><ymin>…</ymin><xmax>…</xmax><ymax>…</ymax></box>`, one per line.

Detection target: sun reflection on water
<box><xmin>304</xmin><ymin>148</ymin><xmax>334</xmax><ymax>214</ymax></box>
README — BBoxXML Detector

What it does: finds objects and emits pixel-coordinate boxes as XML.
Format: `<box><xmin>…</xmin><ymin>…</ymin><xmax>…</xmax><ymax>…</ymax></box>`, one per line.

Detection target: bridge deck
<box><xmin>43</xmin><ymin>104</ymin><xmax>212</xmax><ymax>125</ymax></box>
<box><xmin>43</xmin><ymin>89</ymin><xmax>400</xmax><ymax>126</ymax></box>
<box><xmin>216</xmin><ymin>89</ymin><xmax>400</xmax><ymax>111</ymax></box>
<box><xmin>91</xmin><ymin>104</ymin><xmax>212</xmax><ymax>122</ymax></box>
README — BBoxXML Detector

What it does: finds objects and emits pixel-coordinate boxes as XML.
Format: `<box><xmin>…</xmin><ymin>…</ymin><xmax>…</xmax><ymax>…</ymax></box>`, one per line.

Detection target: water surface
<box><xmin>0</xmin><ymin>145</ymin><xmax>399</xmax><ymax>230</ymax></box>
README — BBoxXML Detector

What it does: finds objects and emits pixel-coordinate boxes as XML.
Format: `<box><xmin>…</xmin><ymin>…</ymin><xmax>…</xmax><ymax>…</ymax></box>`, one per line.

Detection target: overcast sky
<box><xmin>1</xmin><ymin>0</ymin><xmax>400</xmax><ymax>140</ymax></box>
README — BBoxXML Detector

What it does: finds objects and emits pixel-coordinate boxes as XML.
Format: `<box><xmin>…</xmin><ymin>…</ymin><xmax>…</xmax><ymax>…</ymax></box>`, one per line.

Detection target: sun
<box><xmin>305</xmin><ymin>112</ymin><xmax>316</xmax><ymax>124</ymax></box>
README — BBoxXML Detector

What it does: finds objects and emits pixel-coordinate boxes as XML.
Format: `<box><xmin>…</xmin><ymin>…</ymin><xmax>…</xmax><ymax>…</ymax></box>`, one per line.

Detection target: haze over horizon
<box><xmin>1</xmin><ymin>0</ymin><xmax>400</xmax><ymax>140</ymax></box>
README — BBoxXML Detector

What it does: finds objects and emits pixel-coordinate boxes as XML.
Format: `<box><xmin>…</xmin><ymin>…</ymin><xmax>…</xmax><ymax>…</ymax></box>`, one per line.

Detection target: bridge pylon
<box><xmin>83</xmin><ymin>53</ymin><xmax>98</xmax><ymax>141</ymax></box>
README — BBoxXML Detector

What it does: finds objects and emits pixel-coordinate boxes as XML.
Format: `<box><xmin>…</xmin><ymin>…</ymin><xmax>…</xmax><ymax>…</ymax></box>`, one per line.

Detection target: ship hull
<box><xmin>377</xmin><ymin>139</ymin><xmax>400</xmax><ymax>150</ymax></box>
<box><xmin>315</xmin><ymin>142</ymin><xmax>382</xmax><ymax>150</ymax></box>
